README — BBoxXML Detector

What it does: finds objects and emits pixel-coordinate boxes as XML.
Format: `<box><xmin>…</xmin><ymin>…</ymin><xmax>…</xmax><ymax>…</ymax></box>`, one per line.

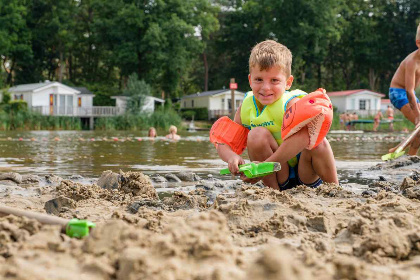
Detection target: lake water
<box><xmin>0</xmin><ymin>130</ymin><xmax>410</xmax><ymax>184</ymax></box>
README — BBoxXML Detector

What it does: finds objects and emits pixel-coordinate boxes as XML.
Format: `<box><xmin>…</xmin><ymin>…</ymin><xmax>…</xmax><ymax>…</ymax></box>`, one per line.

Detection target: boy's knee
<box><xmin>310</xmin><ymin>138</ymin><xmax>329</xmax><ymax>152</ymax></box>
<box><xmin>247</xmin><ymin>127</ymin><xmax>271</xmax><ymax>146</ymax></box>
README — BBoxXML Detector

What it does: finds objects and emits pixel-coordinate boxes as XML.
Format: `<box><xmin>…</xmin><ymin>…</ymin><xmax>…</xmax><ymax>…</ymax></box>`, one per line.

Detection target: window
<box><xmin>221</xmin><ymin>99</ymin><xmax>225</xmax><ymax>109</ymax></box>
<box><xmin>184</xmin><ymin>101</ymin><xmax>186</xmax><ymax>108</ymax></box>
<box><xmin>359</xmin><ymin>100</ymin><xmax>366</xmax><ymax>110</ymax></box>
<box><xmin>67</xmin><ymin>95</ymin><xmax>73</xmax><ymax>107</ymax></box>
<box><xmin>191</xmin><ymin>100</ymin><xmax>194</xmax><ymax>108</ymax></box>
<box><xmin>228</xmin><ymin>99</ymin><xmax>231</xmax><ymax>109</ymax></box>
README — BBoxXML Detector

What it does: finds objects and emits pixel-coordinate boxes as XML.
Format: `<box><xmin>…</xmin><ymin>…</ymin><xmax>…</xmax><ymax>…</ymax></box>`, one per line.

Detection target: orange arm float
<box><xmin>209</xmin><ymin>116</ymin><xmax>249</xmax><ymax>155</ymax></box>
<box><xmin>281</xmin><ymin>88</ymin><xmax>333</xmax><ymax>150</ymax></box>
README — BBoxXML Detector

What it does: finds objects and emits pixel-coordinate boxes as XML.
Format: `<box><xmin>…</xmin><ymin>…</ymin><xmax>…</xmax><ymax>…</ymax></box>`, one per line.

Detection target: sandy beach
<box><xmin>0</xmin><ymin>158</ymin><xmax>419</xmax><ymax>280</ymax></box>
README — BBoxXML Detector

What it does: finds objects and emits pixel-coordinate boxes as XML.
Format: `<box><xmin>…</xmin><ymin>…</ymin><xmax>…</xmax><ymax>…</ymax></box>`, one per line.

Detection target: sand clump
<box><xmin>0</xmin><ymin>215</ymin><xmax>41</xmax><ymax>258</ymax></box>
<box><xmin>119</xmin><ymin>170</ymin><xmax>158</xmax><ymax>199</ymax></box>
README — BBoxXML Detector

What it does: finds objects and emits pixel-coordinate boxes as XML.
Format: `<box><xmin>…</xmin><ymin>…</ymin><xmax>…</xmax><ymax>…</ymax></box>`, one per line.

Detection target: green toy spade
<box><xmin>0</xmin><ymin>205</ymin><xmax>95</xmax><ymax>238</ymax></box>
<box><xmin>220</xmin><ymin>162</ymin><xmax>281</xmax><ymax>178</ymax></box>
<box><xmin>382</xmin><ymin>125</ymin><xmax>420</xmax><ymax>161</ymax></box>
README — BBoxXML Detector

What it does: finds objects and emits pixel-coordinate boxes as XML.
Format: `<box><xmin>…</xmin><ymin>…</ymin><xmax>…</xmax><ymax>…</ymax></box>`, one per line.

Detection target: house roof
<box><xmin>327</xmin><ymin>89</ymin><xmax>385</xmax><ymax>97</ymax></box>
<box><xmin>111</xmin><ymin>95</ymin><xmax>165</xmax><ymax>103</ymax></box>
<box><xmin>9</xmin><ymin>81</ymin><xmax>85</xmax><ymax>95</ymax></box>
<box><xmin>181</xmin><ymin>89</ymin><xmax>245</xmax><ymax>99</ymax></box>
<box><xmin>71</xmin><ymin>87</ymin><xmax>94</xmax><ymax>95</ymax></box>
<box><xmin>9</xmin><ymin>82</ymin><xmax>54</xmax><ymax>92</ymax></box>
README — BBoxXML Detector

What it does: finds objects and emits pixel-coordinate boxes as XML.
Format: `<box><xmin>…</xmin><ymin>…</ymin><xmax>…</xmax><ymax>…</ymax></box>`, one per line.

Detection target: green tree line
<box><xmin>1</xmin><ymin>0</ymin><xmax>419</xmax><ymax>103</ymax></box>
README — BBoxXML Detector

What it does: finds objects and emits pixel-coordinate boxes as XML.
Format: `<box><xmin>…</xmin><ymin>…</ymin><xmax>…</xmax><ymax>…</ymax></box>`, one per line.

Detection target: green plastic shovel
<box><xmin>220</xmin><ymin>162</ymin><xmax>281</xmax><ymax>178</ymax></box>
<box><xmin>0</xmin><ymin>205</ymin><xmax>95</xmax><ymax>238</ymax></box>
<box><xmin>382</xmin><ymin>125</ymin><xmax>420</xmax><ymax>161</ymax></box>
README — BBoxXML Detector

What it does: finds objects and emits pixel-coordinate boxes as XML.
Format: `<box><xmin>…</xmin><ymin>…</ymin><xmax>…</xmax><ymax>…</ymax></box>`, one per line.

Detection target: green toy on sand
<box><xmin>0</xmin><ymin>205</ymin><xmax>95</xmax><ymax>238</ymax></box>
<box><xmin>220</xmin><ymin>162</ymin><xmax>281</xmax><ymax>179</ymax></box>
<box><xmin>382</xmin><ymin>125</ymin><xmax>420</xmax><ymax>161</ymax></box>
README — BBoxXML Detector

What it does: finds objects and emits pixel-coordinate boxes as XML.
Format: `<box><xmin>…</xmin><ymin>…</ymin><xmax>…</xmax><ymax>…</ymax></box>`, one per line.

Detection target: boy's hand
<box><xmin>227</xmin><ymin>155</ymin><xmax>245</xmax><ymax>175</ymax></box>
<box><xmin>241</xmin><ymin>175</ymin><xmax>262</xmax><ymax>184</ymax></box>
<box><xmin>239</xmin><ymin>160</ymin><xmax>262</xmax><ymax>184</ymax></box>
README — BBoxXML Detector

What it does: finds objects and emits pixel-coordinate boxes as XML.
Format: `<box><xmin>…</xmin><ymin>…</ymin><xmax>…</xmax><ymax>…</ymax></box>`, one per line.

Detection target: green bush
<box><xmin>181</xmin><ymin>110</ymin><xmax>196</xmax><ymax>120</ymax></box>
<box><xmin>10</xmin><ymin>100</ymin><xmax>28</xmax><ymax>112</ymax></box>
<box><xmin>180</xmin><ymin>107</ymin><xmax>208</xmax><ymax>120</ymax></box>
<box><xmin>94</xmin><ymin>107</ymin><xmax>182</xmax><ymax>131</ymax></box>
<box><xmin>0</xmin><ymin>110</ymin><xmax>81</xmax><ymax>130</ymax></box>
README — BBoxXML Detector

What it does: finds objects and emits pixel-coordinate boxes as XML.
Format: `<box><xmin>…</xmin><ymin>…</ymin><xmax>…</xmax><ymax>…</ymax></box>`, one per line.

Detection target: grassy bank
<box><xmin>0</xmin><ymin>107</ymin><xmax>182</xmax><ymax>131</ymax></box>
<box><xmin>0</xmin><ymin>110</ymin><xmax>82</xmax><ymax>130</ymax></box>
<box><xmin>94</xmin><ymin>109</ymin><xmax>182</xmax><ymax>131</ymax></box>
<box><xmin>330</xmin><ymin>112</ymin><xmax>414</xmax><ymax>132</ymax></box>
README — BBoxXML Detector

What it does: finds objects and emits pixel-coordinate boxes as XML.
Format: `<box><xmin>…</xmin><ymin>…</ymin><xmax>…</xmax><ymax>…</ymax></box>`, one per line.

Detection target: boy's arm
<box><xmin>264</xmin><ymin>98</ymin><xmax>309</xmax><ymax>163</ymax></box>
<box><xmin>405</xmin><ymin>60</ymin><xmax>420</xmax><ymax>125</ymax></box>
<box><xmin>216</xmin><ymin>106</ymin><xmax>245</xmax><ymax>174</ymax></box>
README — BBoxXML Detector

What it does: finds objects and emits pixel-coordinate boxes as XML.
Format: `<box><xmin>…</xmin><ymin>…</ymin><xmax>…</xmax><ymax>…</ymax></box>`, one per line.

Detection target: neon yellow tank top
<box><xmin>240</xmin><ymin>90</ymin><xmax>307</xmax><ymax>167</ymax></box>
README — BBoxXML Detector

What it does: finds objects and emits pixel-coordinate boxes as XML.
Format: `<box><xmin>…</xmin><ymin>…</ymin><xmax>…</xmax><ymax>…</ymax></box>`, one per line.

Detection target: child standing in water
<box><xmin>215</xmin><ymin>40</ymin><xmax>338</xmax><ymax>190</ymax></box>
<box><xmin>386</xmin><ymin>105</ymin><xmax>394</xmax><ymax>132</ymax></box>
<box><xmin>389</xmin><ymin>24</ymin><xmax>420</xmax><ymax>154</ymax></box>
<box><xmin>373</xmin><ymin>110</ymin><xmax>383</xmax><ymax>132</ymax></box>
<box><xmin>148</xmin><ymin>127</ymin><xmax>157</xmax><ymax>138</ymax></box>
<box><xmin>166</xmin><ymin>125</ymin><xmax>181</xmax><ymax>140</ymax></box>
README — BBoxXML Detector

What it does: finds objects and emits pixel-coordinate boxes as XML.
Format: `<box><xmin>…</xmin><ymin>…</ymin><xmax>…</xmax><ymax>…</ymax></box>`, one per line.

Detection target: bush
<box><xmin>181</xmin><ymin>110</ymin><xmax>196</xmax><ymax>120</ymax></box>
<box><xmin>10</xmin><ymin>100</ymin><xmax>28</xmax><ymax>112</ymax></box>
<box><xmin>94</xmin><ymin>107</ymin><xmax>182</xmax><ymax>131</ymax></box>
<box><xmin>0</xmin><ymin>110</ymin><xmax>81</xmax><ymax>130</ymax></box>
<box><xmin>180</xmin><ymin>107</ymin><xmax>208</xmax><ymax>120</ymax></box>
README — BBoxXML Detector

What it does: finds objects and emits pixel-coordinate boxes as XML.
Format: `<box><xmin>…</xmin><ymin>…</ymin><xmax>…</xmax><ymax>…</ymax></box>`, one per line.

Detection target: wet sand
<box><xmin>0</xmin><ymin>159</ymin><xmax>419</xmax><ymax>280</ymax></box>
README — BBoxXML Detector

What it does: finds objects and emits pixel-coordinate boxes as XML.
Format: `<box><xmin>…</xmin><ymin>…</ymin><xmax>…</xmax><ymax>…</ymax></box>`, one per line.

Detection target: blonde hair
<box><xmin>417</xmin><ymin>23</ymin><xmax>420</xmax><ymax>41</ymax></box>
<box><xmin>169</xmin><ymin>125</ymin><xmax>177</xmax><ymax>133</ymax></box>
<box><xmin>249</xmin><ymin>40</ymin><xmax>292</xmax><ymax>76</ymax></box>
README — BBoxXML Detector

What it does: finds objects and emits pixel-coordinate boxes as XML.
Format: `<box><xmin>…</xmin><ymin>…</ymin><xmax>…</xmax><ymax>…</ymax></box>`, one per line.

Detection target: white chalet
<box><xmin>3</xmin><ymin>81</ymin><xmax>102</xmax><ymax>116</ymax></box>
<box><xmin>327</xmin><ymin>89</ymin><xmax>385</xmax><ymax>117</ymax></box>
<box><xmin>180</xmin><ymin>89</ymin><xmax>245</xmax><ymax>120</ymax></box>
<box><xmin>111</xmin><ymin>95</ymin><xmax>165</xmax><ymax>114</ymax></box>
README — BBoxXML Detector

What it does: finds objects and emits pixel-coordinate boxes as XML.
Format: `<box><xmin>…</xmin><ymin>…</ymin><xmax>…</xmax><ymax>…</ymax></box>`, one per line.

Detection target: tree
<box><xmin>124</xmin><ymin>73</ymin><xmax>151</xmax><ymax>114</ymax></box>
<box><xmin>0</xmin><ymin>0</ymin><xmax>32</xmax><ymax>85</ymax></box>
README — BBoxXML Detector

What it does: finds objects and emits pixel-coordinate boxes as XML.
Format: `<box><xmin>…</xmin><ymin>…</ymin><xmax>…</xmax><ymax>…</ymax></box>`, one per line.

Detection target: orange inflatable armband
<box><xmin>209</xmin><ymin>116</ymin><xmax>249</xmax><ymax>154</ymax></box>
<box><xmin>281</xmin><ymin>88</ymin><xmax>333</xmax><ymax>150</ymax></box>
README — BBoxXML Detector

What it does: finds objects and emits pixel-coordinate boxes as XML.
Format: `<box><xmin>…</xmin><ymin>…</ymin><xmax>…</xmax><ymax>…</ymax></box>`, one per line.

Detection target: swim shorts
<box><xmin>389</xmin><ymin>87</ymin><xmax>419</xmax><ymax>110</ymax></box>
<box><xmin>278</xmin><ymin>154</ymin><xmax>323</xmax><ymax>191</ymax></box>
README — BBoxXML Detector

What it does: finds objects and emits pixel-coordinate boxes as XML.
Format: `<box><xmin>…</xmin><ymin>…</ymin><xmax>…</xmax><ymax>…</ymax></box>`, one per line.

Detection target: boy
<box><xmin>373</xmin><ymin>110</ymin><xmax>383</xmax><ymax>132</ymax></box>
<box><xmin>166</xmin><ymin>125</ymin><xmax>181</xmax><ymax>140</ymax></box>
<box><xmin>214</xmin><ymin>40</ymin><xmax>338</xmax><ymax>190</ymax></box>
<box><xmin>389</xmin><ymin>23</ymin><xmax>420</xmax><ymax>155</ymax></box>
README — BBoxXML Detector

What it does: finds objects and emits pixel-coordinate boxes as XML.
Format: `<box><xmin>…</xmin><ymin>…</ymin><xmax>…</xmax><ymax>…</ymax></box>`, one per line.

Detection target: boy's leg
<box><xmin>247</xmin><ymin>127</ymin><xmax>289</xmax><ymax>189</ymax></box>
<box><xmin>400</xmin><ymin>103</ymin><xmax>420</xmax><ymax>155</ymax></box>
<box><xmin>298</xmin><ymin>138</ymin><xmax>338</xmax><ymax>185</ymax></box>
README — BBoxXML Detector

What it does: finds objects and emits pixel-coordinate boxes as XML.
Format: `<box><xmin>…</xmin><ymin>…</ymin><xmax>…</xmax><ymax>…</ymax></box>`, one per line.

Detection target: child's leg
<box><xmin>247</xmin><ymin>127</ymin><xmax>289</xmax><ymax>189</ymax></box>
<box><xmin>400</xmin><ymin>103</ymin><xmax>420</xmax><ymax>155</ymax></box>
<box><xmin>298</xmin><ymin>138</ymin><xmax>338</xmax><ymax>185</ymax></box>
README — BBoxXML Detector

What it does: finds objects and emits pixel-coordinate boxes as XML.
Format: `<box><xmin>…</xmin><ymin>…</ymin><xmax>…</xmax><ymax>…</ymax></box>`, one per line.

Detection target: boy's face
<box><xmin>248</xmin><ymin>66</ymin><xmax>293</xmax><ymax>106</ymax></box>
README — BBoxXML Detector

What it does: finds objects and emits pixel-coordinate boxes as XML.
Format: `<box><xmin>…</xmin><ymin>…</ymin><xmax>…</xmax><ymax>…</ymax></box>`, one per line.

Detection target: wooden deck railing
<box><xmin>32</xmin><ymin>106</ymin><xmax>122</xmax><ymax>117</ymax></box>
<box><xmin>344</xmin><ymin>109</ymin><xmax>402</xmax><ymax>118</ymax></box>
<box><xmin>208</xmin><ymin>109</ymin><xmax>232</xmax><ymax>120</ymax></box>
